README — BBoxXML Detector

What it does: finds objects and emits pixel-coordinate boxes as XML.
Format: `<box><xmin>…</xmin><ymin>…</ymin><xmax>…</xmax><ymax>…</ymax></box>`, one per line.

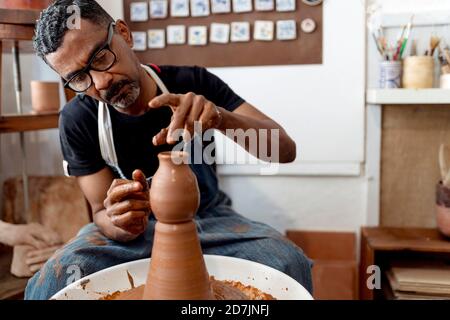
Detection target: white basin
<box><xmin>51</xmin><ymin>255</ymin><xmax>313</xmax><ymax>300</ymax></box>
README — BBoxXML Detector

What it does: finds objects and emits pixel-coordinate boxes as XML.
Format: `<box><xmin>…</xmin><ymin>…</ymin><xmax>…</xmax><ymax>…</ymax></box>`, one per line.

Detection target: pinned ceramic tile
<box><xmin>276</xmin><ymin>0</ymin><xmax>295</xmax><ymax>12</ymax></box>
<box><xmin>167</xmin><ymin>25</ymin><xmax>186</xmax><ymax>45</ymax></box>
<box><xmin>231</xmin><ymin>22</ymin><xmax>250</xmax><ymax>42</ymax></box>
<box><xmin>191</xmin><ymin>0</ymin><xmax>210</xmax><ymax>17</ymax></box>
<box><xmin>211</xmin><ymin>0</ymin><xmax>231</xmax><ymax>13</ymax></box>
<box><xmin>254</xmin><ymin>20</ymin><xmax>274</xmax><ymax>41</ymax></box>
<box><xmin>277</xmin><ymin>20</ymin><xmax>297</xmax><ymax>40</ymax></box>
<box><xmin>232</xmin><ymin>0</ymin><xmax>253</xmax><ymax>13</ymax></box>
<box><xmin>148</xmin><ymin>29</ymin><xmax>166</xmax><ymax>49</ymax></box>
<box><xmin>189</xmin><ymin>26</ymin><xmax>208</xmax><ymax>45</ymax></box>
<box><xmin>132</xmin><ymin>31</ymin><xmax>147</xmax><ymax>51</ymax></box>
<box><xmin>171</xmin><ymin>0</ymin><xmax>190</xmax><ymax>17</ymax></box>
<box><xmin>150</xmin><ymin>0</ymin><xmax>168</xmax><ymax>19</ymax></box>
<box><xmin>255</xmin><ymin>0</ymin><xmax>274</xmax><ymax>11</ymax></box>
<box><xmin>210</xmin><ymin>23</ymin><xmax>230</xmax><ymax>44</ymax></box>
<box><xmin>301</xmin><ymin>18</ymin><xmax>317</xmax><ymax>34</ymax></box>
<box><xmin>130</xmin><ymin>2</ymin><xmax>149</xmax><ymax>22</ymax></box>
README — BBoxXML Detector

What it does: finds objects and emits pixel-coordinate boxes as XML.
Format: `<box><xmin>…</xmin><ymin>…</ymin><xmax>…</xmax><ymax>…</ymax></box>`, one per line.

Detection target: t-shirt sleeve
<box><xmin>193</xmin><ymin>66</ymin><xmax>245</xmax><ymax>112</ymax></box>
<box><xmin>59</xmin><ymin>98</ymin><xmax>106</xmax><ymax>177</ymax></box>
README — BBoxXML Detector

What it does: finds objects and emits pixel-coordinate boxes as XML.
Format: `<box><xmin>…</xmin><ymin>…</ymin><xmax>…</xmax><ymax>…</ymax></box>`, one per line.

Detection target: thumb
<box><xmin>132</xmin><ymin>169</ymin><xmax>148</xmax><ymax>191</ymax></box>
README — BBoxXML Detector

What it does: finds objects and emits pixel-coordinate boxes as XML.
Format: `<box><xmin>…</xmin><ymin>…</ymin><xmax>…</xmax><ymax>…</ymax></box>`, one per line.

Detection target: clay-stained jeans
<box><xmin>25</xmin><ymin>191</ymin><xmax>313</xmax><ymax>300</ymax></box>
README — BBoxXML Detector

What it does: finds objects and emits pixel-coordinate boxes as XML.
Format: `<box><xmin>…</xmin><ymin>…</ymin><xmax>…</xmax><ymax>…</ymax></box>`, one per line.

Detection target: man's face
<box><xmin>46</xmin><ymin>19</ymin><xmax>141</xmax><ymax>109</ymax></box>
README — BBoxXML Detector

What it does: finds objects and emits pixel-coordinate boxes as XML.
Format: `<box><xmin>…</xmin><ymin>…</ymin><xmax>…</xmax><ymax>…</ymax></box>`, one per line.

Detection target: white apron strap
<box><xmin>97</xmin><ymin>64</ymin><xmax>170</xmax><ymax>179</ymax></box>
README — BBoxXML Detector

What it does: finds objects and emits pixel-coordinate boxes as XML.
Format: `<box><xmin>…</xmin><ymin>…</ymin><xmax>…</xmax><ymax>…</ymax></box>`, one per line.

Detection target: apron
<box><xmin>97</xmin><ymin>64</ymin><xmax>169</xmax><ymax>182</ymax></box>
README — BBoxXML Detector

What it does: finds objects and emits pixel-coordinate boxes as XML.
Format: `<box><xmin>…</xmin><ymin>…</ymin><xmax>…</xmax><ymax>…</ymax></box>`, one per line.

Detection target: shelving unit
<box><xmin>0</xmin><ymin>8</ymin><xmax>59</xmax><ymax>300</ymax></box>
<box><xmin>0</xmin><ymin>113</ymin><xmax>59</xmax><ymax>133</ymax></box>
<box><xmin>367</xmin><ymin>89</ymin><xmax>450</xmax><ymax>105</ymax></box>
<box><xmin>360</xmin><ymin>227</ymin><xmax>450</xmax><ymax>300</ymax></box>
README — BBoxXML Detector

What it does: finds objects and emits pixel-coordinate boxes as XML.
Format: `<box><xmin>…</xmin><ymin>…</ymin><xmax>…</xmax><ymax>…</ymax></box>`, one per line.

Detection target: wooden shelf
<box><xmin>359</xmin><ymin>227</ymin><xmax>450</xmax><ymax>300</ymax></box>
<box><xmin>0</xmin><ymin>113</ymin><xmax>59</xmax><ymax>133</ymax></box>
<box><xmin>367</xmin><ymin>89</ymin><xmax>450</xmax><ymax>105</ymax></box>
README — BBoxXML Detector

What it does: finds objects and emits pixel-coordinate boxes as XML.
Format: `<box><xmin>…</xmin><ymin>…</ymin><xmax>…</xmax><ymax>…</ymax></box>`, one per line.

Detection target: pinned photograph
<box><xmin>276</xmin><ymin>20</ymin><xmax>297</xmax><ymax>40</ymax></box>
<box><xmin>191</xmin><ymin>0</ymin><xmax>210</xmax><ymax>17</ymax></box>
<box><xmin>230</xmin><ymin>21</ymin><xmax>250</xmax><ymax>42</ymax></box>
<box><xmin>150</xmin><ymin>0</ymin><xmax>168</xmax><ymax>19</ymax></box>
<box><xmin>211</xmin><ymin>0</ymin><xmax>231</xmax><ymax>14</ymax></box>
<box><xmin>253</xmin><ymin>20</ymin><xmax>274</xmax><ymax>41</ymax></box>
<box><xmin>188</xmin><ymin>26</ymin><xmax>208</xmax><ymax>46</ymax></box>
<box><xmin>210</xmin><ymin>23</ymin><xmax>230</xmax><ymax>44</ymax></box>
<box><xmin>167</xmin><ymin>25</ymin><xmax>186</xmax><ymax>45</ymax></box>
<box><xmin>232</xmin><ymin>0</ymin><xmax>252</xmax><ymax>13</ymax></box>
<box><xmin>276</xmin><ymin>0</ymin><xmax>296</xmax><ymax>12</ymax></box>
<box><xmin>148</xmin><ymin>29</ymin><xmax>166</xmax><ymax>49</ymax></box>
<box><xmin>132</xmin><ymin>32</ymin><xmax>147</xmax><ymax>51</ymax></box>
<box><xmin>255</xmin><ymin>0</ymin><xmax>274</xmax><ymax>11</ymax></box>
<box><xmin>130</xmin><ymin>2</ymin><xmax>149</xmax><ymax>22</ymax></box>
<box><xmin>171</xmin><ymin>0</ymin><xmax>190</xmax><ymax>17</ymax></box>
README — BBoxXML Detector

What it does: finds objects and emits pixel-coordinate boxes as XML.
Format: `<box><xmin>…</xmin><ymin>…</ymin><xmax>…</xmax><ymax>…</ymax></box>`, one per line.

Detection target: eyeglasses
<box><xmin>64</xmin><ymin>22</ymin><xmax>117</xmax><ymax>93</ymax></box>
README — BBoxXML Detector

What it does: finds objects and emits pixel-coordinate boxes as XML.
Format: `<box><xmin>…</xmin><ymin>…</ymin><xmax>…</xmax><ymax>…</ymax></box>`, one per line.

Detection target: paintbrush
<box><xmin>399</xmin><ymin>16</ymin><xmax>414</xmax><ymax>59</ymax></box>
<box><xmin>429</xmin><ymin>35</ymin><xmax>441</xmax><ymax>56</ymax></box>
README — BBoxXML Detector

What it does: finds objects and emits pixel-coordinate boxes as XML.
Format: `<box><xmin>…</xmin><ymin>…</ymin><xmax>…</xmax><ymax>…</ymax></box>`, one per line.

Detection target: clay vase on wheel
<box><xmin>143</xmin><ymin>151</ymin><xmax>214</xmax><ymax>300</ymax></box>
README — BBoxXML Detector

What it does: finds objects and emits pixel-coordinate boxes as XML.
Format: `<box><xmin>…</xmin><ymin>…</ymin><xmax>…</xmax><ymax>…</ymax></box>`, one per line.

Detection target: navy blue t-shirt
<box><xmin>59</xmin><ymin>65</ymin><xmax>245</xmax><ymax>210</ymax></box>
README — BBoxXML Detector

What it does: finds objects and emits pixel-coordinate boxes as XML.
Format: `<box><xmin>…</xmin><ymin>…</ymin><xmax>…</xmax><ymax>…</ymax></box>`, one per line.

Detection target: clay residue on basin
<box><xmin>100</xmin><ymin>276</ymin><xmax>276</xmax><ymax>300</ymax></box>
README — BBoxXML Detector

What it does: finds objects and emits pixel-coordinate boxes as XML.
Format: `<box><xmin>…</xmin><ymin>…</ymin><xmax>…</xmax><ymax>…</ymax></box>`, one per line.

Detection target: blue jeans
<box><xmin>25</xmin><ymin>191</ymin><xmax>313</xmax><ymax>300</ymax></box>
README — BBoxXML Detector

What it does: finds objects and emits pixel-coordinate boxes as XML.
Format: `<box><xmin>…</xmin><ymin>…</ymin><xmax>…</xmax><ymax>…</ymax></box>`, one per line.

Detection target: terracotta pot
<box><xmin>30</xmin><ymin>81</ymin><xmax>60</xmax><ymax>114</ymax></box>
<box><xmin>143</xmin><ymin>151</ymin><xmax>214</xmax><ymax>300</ymax></box>
<box><xmin>435</xmin><ymin>182</ymin><xmax>450</xmax><ymax>237</ymax></box>
<box><xmin>0</xmin><ymin>0</ymin><xmax>52</xmax><ymax>10</ymax></box>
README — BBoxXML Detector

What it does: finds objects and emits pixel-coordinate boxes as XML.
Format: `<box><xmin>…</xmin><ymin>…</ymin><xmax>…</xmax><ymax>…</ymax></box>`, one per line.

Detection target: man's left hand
<box><xmin>149</xmin><ymin>92</ymin><xmax>223</xmax><ymax>146</ymax></box>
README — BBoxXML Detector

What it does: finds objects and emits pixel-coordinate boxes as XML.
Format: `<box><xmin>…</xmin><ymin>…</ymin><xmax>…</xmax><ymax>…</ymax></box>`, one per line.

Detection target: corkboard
<box><xmin>123</xmin><ymin>0</ymin><xmax>322</xmax><ymax>67</ymax></box>
<box><xmin>380</xmin><ymin>105</ymin><xmax>450</xmax><ymax>228</ymax></box>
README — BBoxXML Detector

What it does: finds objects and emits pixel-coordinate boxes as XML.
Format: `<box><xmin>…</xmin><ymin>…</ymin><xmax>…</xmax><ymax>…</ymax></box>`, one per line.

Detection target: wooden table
<box><xmin>359</xmin><ymin>227</ymin><xmax>450</xmax><ymax>300</ymax></box>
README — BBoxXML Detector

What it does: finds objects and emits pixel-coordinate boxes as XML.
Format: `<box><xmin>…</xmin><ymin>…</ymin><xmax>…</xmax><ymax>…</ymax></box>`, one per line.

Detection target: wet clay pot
<box><xmin>0</xmin><ymin>0</ymin><xmax>52</xmax><ymax>10</ymax></box>
<box><xmin>143</xmin><ymin>151</ymin><xmax>214</xmax><ymax>300</ymax></box>
<box><xmin>436</xmin><ymin>182</ymin><xmax>450</xmax><ymax>237</ymax></box>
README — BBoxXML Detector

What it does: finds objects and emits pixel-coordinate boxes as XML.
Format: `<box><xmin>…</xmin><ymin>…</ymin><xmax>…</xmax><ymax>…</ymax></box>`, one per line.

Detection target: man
<box><xmin>26</xmin><ymin>0</ymin><xmax>312</xmax><ymax>299</ymax></box>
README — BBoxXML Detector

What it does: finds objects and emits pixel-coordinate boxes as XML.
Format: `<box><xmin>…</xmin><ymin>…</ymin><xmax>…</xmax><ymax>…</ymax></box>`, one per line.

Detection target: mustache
<box><xmin>104</xmin><ymin>79</ymin><xmax>135</xmax><ymax>102</ymax></box>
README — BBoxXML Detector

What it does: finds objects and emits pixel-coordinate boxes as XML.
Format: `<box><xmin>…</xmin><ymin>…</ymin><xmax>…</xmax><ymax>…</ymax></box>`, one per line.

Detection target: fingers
<box><xmin>184</xmin><ymin>95</ymin><xmax>205</xmax><ymax>140</ymax></box>
<box><xmin>106</xmin><ymin>199</ymin><xmax>151</xmax><ymax>218</ymax></box>
<box><xmin>165</xmin><ymin>93</ymin><xmax>193</xmax><ymax>144</ymax></box>
<box><xmin>199</xmin><ymin>101</ymin><xmax>221</xmax><ymax>130</ymax></box>
<box><xmin>106</xmin><ymin>179</ymin><xmax>130</xmax><ymax>197</ymax></box>
<box><xmin>148</xmin><ymin>93</ymin><xmax>181</xmax><ymax>110</ymax></box>
<box><xmin>111</xmin><ymin>211</ymin><xmax>148</xmax><ymax>234</ymax></box>
<box><xmin>26</xmin><ymin>245</ymin><xmax>60</xmax><ymax>265</ymax></box>
<box><xmin>104</xmin><ymin>181</ymin><xmax>143</xmax><ymax>207</ymax></box>
<box><xmin>29</xmin><ymin>224</ymin><xmax>62</xmax><ymax>246</ymax></box>
<box><xmin>132</xmin><ymin>169</ymin><xmax>149</xmax><ymax>192</ymax></box>
<box><xmin>29</xmin><ymin>263</ymin><xmax>45</xmax><ymax>274</ymax></box>
<box><xmin>152</xmin><ymin>127</ymin><xmax>169</xmax><ymax>146</ymax></box>
<box><xmin>24</xmin><ymin>234</ymin><xmax>47</xmax><ymax>250</ymax></box>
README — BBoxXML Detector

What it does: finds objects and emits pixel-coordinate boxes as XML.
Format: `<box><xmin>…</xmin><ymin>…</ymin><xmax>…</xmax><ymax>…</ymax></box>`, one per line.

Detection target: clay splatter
<box><xmin>85</xmin><ymin>231</ymin><xmax>108</xmax><ymax>246</ymax></box>
<box><xmin>127</xmin><ymin>270</ymin><xmax>135</xmax><ymax>289</ymax></box>
<box><xmin>231</xmin><ymin>224</ymin><xmax>250</xmax><ymax>234</ymax></box>
<box><xmin>80</xmin><ymin>279</ymin><xmax>90</xmax><ymax>290</ymax></box>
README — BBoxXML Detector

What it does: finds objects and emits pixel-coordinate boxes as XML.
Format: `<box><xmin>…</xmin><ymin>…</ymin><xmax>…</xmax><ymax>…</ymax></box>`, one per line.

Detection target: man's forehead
<box><xmin>45</xmin><ymin>20</ymin><xmax>105</xmax><ymax>77</ymax></box>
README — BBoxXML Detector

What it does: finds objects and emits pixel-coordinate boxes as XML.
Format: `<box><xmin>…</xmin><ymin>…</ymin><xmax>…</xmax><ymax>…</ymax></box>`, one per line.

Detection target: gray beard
<box><xmin>112</xmin><ymin>84</ymin><xmax>141</xmax><ymax>110</ymax></box>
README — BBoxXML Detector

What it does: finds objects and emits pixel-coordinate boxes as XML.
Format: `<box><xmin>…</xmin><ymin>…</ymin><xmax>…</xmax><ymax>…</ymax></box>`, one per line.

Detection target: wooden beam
<box><xmin>0</xmin><ymin>23</ymin><xmax>34</xmax><ymax>41</ymax></box>
<box><xmin>0</xmin><ymin>113</ymin><xmax>59</xmax><ymax>133</ymax></box>
<box><xmin>0</xmin><ymin>9</ymin><xmax>40</xmax><ymax>25</ymax></box>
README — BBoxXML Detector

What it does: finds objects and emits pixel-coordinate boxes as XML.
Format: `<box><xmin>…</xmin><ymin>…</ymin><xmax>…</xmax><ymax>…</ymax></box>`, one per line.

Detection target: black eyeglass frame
<box><xmin>63</xmin><ymin>22</ymin><xmax>117</xmax><ymax>93</ymax></box>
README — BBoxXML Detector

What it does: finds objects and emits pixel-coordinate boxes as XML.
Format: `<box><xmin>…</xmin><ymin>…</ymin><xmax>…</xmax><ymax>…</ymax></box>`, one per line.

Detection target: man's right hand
<box><xmin>103</xmin><ymin>170</ymin><xmax>152</xmax><ymax>242</ymax></box>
